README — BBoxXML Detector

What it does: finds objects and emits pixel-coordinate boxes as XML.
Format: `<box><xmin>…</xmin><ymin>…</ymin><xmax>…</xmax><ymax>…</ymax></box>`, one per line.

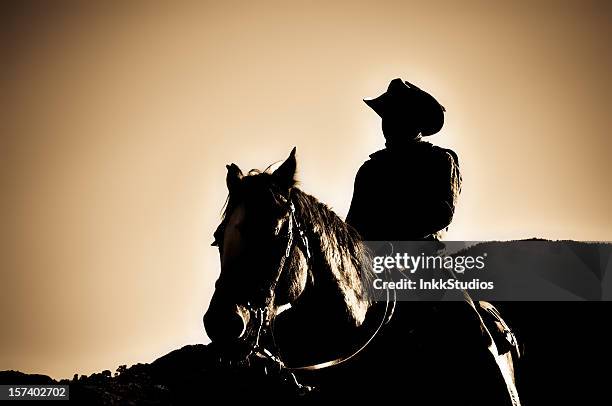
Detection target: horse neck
<box><xmin>292</xmin><ymin>192</ymin><xmax>371</xmax><ymax>328</ymax></box>
<box><xmin>273</xmin><ymin>200</ymin><xmax>374</xmax><ymax>366</ymax></box>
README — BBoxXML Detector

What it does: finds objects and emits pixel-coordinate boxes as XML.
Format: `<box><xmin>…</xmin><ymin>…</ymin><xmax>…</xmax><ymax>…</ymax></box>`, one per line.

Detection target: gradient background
<box><xmin>1</xmin><ymin>0</ymin><xmax>610</xmax><ymax>378</ymax></box>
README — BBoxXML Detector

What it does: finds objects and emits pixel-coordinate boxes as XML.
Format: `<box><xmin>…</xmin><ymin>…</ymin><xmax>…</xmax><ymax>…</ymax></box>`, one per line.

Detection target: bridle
<box><xmin>234</xmin><ymin>199</ymin><xmax>395</xmax><ymax>392</ymax></box>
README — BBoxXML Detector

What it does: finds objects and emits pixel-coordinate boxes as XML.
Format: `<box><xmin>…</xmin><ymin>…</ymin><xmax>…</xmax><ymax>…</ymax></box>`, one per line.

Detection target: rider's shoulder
<box><xmin>358</xmin><ymin>149</ymin><xmax>387</xmax><ymax>170</ymax></box>
<box><xmin>442</xmin><ymin>147</ymin><xmax>459</xmax><ymax>166</ymax></box>
<box><xmin>367</xmin><ymin>148</ymin><xmax>388</xmax><ymax>161</ymax></box>
<box><xmin>427</xmin><ymin>144</ymin><xmax>459</xmax><ymax>167</ymax></box>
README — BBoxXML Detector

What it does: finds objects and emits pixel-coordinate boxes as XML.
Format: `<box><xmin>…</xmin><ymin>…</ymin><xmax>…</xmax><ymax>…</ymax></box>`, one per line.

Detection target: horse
<box><xmin>204</xmin><ymin>148</ymin><xmax>521</xmax><ymax>405</ymax></box>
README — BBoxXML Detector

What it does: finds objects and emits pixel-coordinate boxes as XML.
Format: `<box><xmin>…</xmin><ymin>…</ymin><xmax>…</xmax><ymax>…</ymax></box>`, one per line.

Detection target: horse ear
<box><xmin>226</xmin><ymin>163</ymin><xmax>243</xmax><ymax>194</ymax></box>
<box><xmin>273</xmin><ymin>147</ymin><xmax>297</xmax><ymax>190</ymax></box>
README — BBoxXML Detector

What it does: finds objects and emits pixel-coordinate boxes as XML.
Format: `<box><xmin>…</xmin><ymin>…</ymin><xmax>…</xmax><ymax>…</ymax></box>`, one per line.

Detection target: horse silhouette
<box><xmin>204</xmin><ymin>149</ymin><xmax>520</xmax><ymax>405</ymax></box>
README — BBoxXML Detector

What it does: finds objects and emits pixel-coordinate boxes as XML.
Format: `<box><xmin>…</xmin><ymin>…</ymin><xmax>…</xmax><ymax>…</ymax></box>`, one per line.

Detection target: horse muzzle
<box><xmin>204</xmin><ymin>302</ymin><xmax>250</xmax><ymax>343</ymax></box>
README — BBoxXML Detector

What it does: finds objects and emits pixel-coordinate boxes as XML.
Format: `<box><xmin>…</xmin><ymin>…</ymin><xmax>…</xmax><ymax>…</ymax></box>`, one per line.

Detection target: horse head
<box><xmin>204</xmin><ymin>148</ymin><xmax>312</xmax><ymax>348</ymax></box>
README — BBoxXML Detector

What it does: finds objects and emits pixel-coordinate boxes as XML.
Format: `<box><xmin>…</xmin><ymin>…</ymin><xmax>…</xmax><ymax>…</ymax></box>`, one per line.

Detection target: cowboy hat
<box><xmin>364</xmin><ymin>78</ymin><xmax>446</xmax><ymax>136</ymax></box>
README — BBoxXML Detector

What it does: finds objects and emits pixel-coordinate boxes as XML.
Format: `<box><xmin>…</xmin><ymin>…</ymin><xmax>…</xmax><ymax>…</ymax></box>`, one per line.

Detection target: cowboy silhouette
<box><xmin>347</xmin><ymin>78</ymin><xmax>461</xmax><ymax>241</ymax></box>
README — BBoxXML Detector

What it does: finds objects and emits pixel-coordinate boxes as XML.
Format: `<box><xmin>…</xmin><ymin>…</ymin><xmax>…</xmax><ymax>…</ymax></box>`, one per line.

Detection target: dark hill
<box><xmin>2</xmin><ymin>240</ymin><xmax>610</xmax><ymax>404</ymax></box>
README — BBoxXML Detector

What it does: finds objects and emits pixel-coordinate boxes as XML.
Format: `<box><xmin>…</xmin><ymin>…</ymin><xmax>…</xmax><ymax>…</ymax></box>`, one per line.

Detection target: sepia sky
<box><xmin>1</xmin><ymin>1</ymin><xmax>610</xmax><ymax>378</ymax></box>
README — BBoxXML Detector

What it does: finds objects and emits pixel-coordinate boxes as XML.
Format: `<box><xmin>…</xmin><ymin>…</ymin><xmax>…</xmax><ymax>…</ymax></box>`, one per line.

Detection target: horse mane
<box><xmin>290</xmin><ymin>188</ymin><xmax>372</xmax><ymax>325</ymax></box>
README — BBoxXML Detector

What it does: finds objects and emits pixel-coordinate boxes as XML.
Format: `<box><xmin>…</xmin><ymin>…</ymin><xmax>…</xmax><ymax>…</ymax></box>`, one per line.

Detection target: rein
<box><xmin>243</xmin><ymin>200</ymin><xmax>395</xmax><ymax>376</ymax></box>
